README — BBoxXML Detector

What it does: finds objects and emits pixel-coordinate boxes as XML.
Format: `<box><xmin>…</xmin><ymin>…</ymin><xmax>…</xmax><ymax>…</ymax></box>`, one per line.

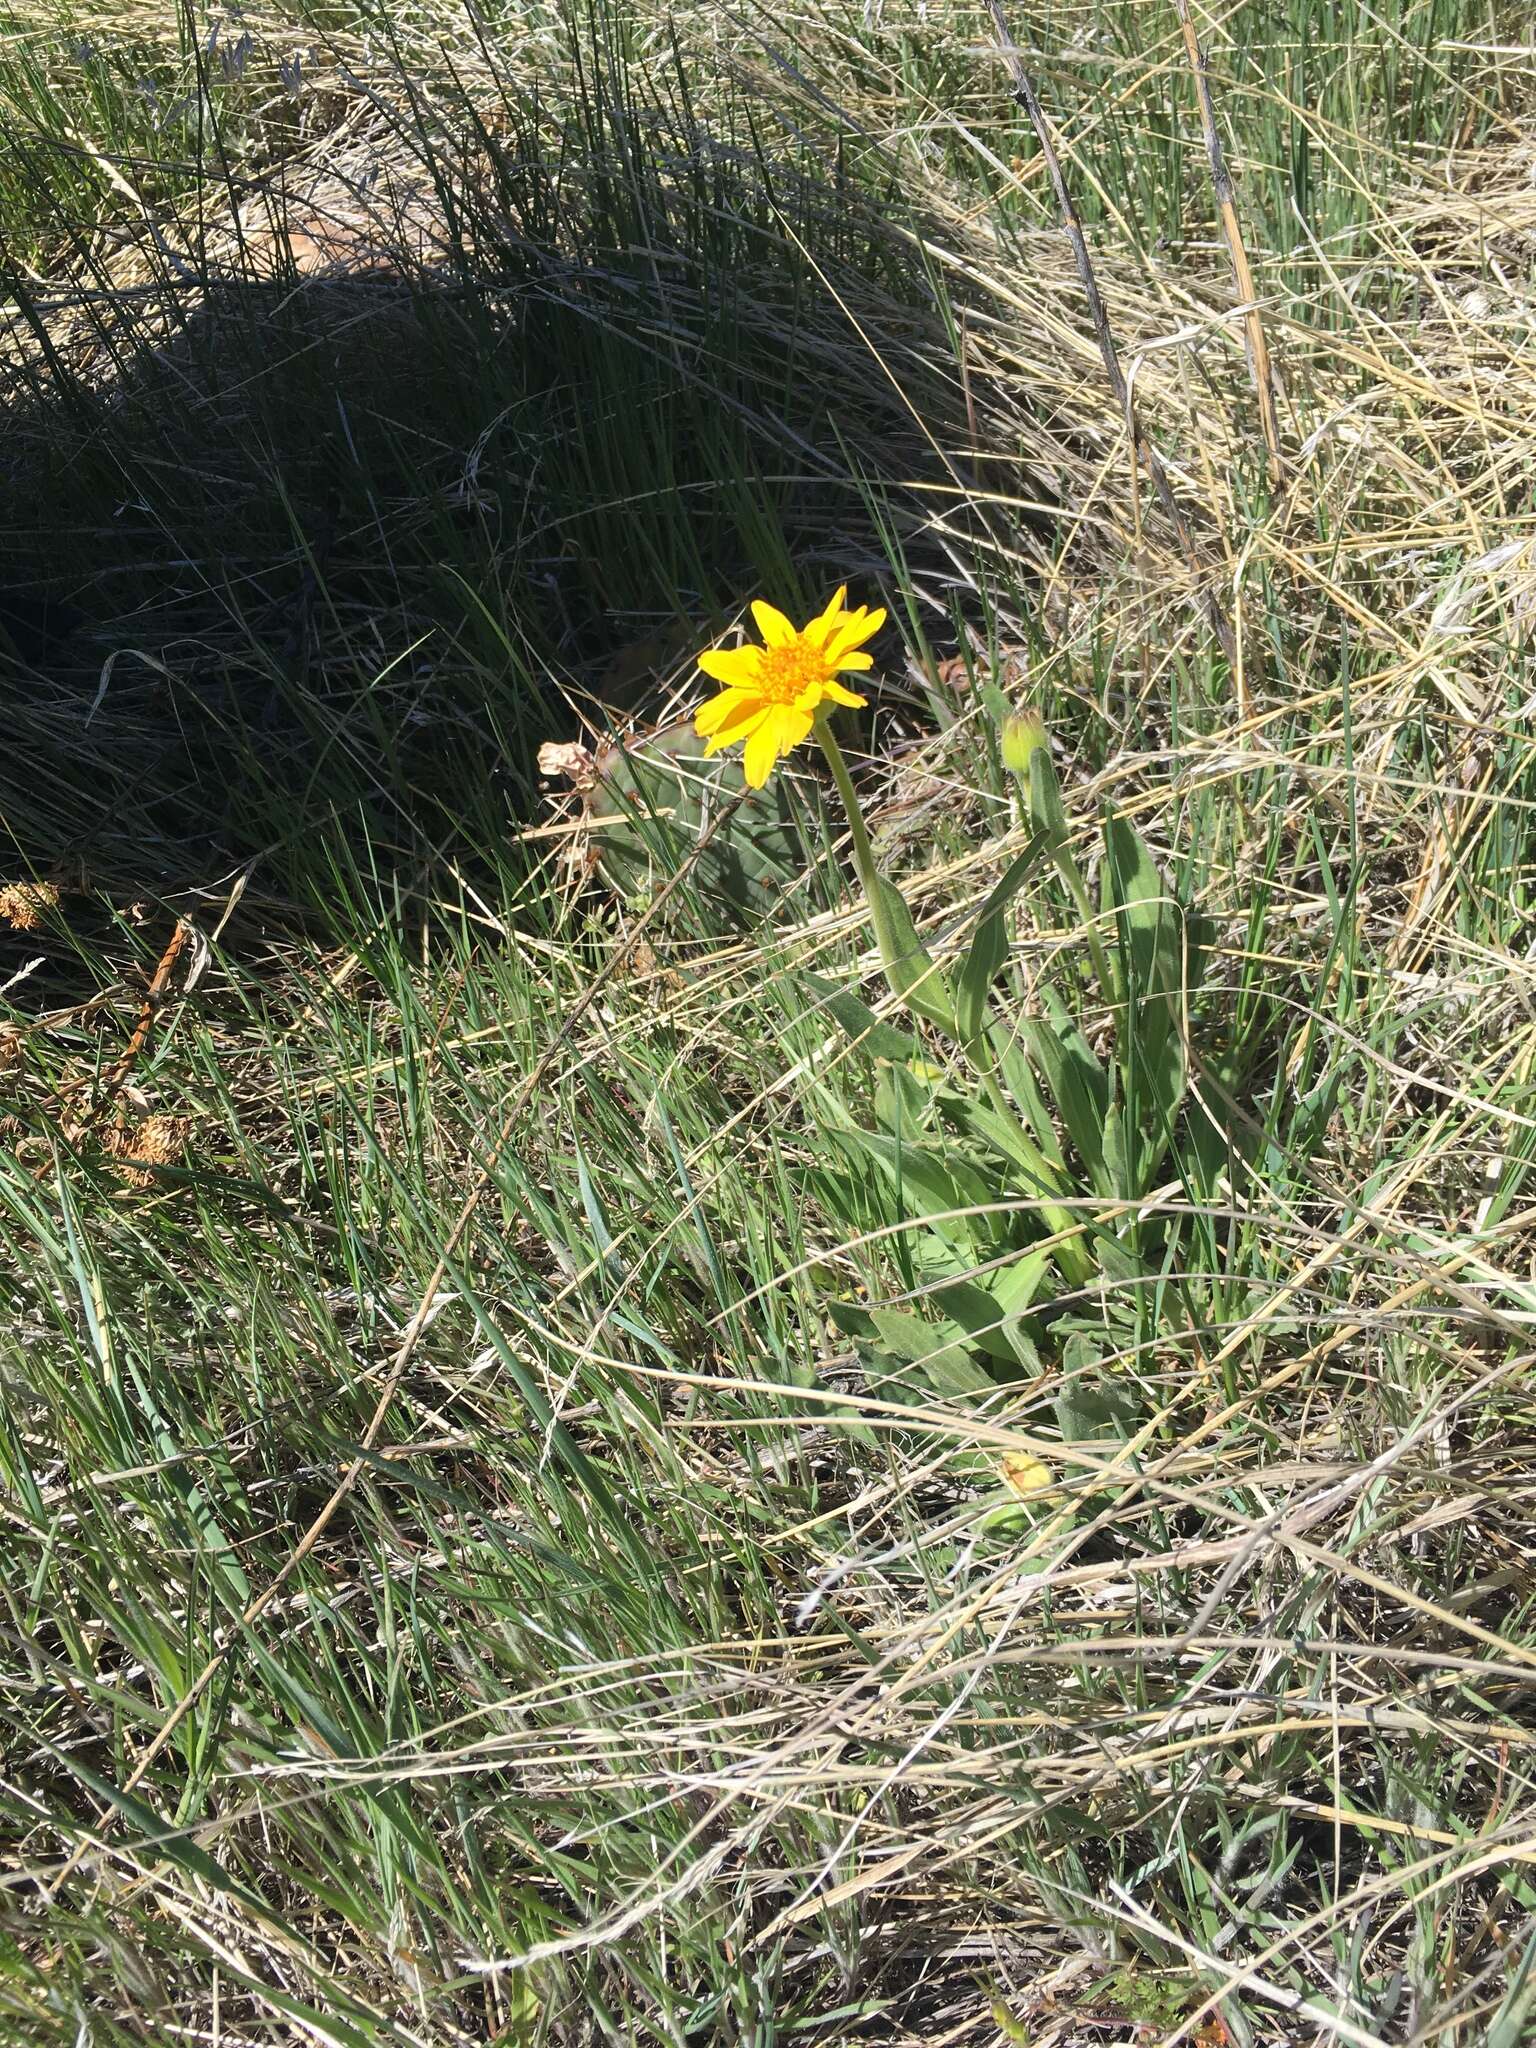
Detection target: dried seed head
<box><xmin>131</xmin><ymin>1114</ymin><xmax>192</xmax><ymax>1167</ymax></box>
<box><xmin>112</xmin><ymin>1113</ymin><xmax>193</xmax><ymax>1188</ymax></box>
<box><xmin>538</xmin><ymin>740</ymin><xmax>599</xmax><ymax>791</ymax></box>
<box><xmin>0</xmin><ymin>881</ymin><xmax>60</xmax><ymax>932</ymax></box>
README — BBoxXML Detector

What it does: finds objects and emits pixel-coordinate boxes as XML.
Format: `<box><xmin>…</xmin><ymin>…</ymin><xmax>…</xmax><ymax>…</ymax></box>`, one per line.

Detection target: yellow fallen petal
<box><xmin>750</xmin><ymin>599</ymin><xmax>796</xmax><ymax>647</ymax></box>
<box><xmin>1001</xmin><ymin>1452</ymin><xmax>1054</xmax><ymax>1499</ymax></box>
<box><xmin>698</xmin><ymin>644</ymin><xmax>763</xmax><ymax>687</ymax></box>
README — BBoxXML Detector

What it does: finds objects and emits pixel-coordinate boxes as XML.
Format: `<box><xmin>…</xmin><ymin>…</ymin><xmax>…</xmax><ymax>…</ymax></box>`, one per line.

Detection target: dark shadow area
<box><xmin>1</xmin><ymin>80</ymin><xmax>1058</xmax><ymax>908</ymax></box>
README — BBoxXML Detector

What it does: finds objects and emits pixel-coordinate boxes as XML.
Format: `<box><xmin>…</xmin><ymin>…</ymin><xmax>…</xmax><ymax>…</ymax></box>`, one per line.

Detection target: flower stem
<box><xmin>815</xmin><ymin>718</ymin><xmax>879</xmax><ymax>902</ymax></box>
<box><xmin>815</xmin><ymin>717</ymin><xmax>948</xmax><ymax>1026</ymax></box>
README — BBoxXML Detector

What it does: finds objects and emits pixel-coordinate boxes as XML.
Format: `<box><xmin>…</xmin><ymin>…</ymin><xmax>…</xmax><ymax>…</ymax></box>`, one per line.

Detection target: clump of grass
<box><xmin>4</xmin><ymin>2</ymin><xmax>1536</xmax><ymax>2045</ymax></box>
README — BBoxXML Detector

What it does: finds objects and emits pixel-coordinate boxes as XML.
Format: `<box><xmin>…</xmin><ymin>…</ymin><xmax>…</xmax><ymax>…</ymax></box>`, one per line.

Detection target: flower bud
<box><xmin>1000</xmin><ymin>706</ymin><xmax>1047</xmax><ymax>776</ymax></box>
<box><xmin>1000</xmin><ymin>705</ymin><xmax>1065</xmax><ymax>837</ymax></box>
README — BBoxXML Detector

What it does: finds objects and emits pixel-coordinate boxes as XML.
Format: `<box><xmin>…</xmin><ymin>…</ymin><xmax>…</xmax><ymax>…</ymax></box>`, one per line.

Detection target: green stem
<box><xmin>815</xmin><ymin>717</ymin><xmax>948</xmax><ymax>1025</ymax></box>
<box><xmin>816</xmin><ymin>717</ymin><xmax>880</xmax><ymax>905</ymax></box>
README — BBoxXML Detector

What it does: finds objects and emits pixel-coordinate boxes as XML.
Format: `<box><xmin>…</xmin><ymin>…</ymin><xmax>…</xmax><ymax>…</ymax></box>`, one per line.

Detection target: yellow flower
<box><xmin>695</xmin><ymin>588</ymin><xmax>885</xmax><ymax>788</ymax></box>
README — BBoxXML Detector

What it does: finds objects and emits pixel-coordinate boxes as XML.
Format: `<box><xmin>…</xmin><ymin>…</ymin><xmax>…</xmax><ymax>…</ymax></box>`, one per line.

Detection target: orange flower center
<box><xmin>756</xmin><ymin>637</ymin><xmax>828</xmax><ymax>706</ymax></box>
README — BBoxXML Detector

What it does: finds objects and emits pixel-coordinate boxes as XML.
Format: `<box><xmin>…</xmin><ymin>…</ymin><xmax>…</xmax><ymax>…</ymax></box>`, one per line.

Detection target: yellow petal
<box><xmin>698</xmin><ymin>644</ymin><xmax>763</xmax><ymax>687</ymax></box>
<box><xmin>803</xmin><ymin>585</ymin><xmax>850</xmax><ymax>647</ymax></box>
<box><xmin>695</xmin><ymin>685</ymin><xmax>754</xmax><ymax>737</ymax></box>
<box><xmin>773</xmin><ymin>702</ymin><xmax>817</xmax><ymax>752</ymax></box>
<box><xmin>741</xmin><ymin>705</ymin><xmax>812</xmax><ymax>785</ymax></box>
<box><xmin>702</xmin><ymin>705</ymin><xmax>767</xmax><ymax>756</ymax></box>
<box><xmin>702</xmin><ymin>696</ymin><xmax>768</xmax><ymax>745</ymax></box>
<box><xmin>715</xmin><ymin>696</ymin><xmax>769</xmax><ymax>742</ymax></box>
<box><xmin>827</xmin><ymin>605</ymin><xmax>886</xmax><ymax>660</ymax></box>
<box><xmin>824</xmin><ymin>611</ymin><xmax>869</xmax><ymax>653</ymax></box>
<box><xmin>822</xmin><ymin>679</ymin><xmax>867</xmax><ymax>708</ymax></box>
<box><xmin>832</xmin><ymin>650</ymin><xmax>874</xmax><ymax>673</ymax></box>
<box><xmin>742</xmin><ymin>719</ymin><xmax>783</xmax><ymax>787</ymax></box>
<box><xmin>750</xmin><ymin>598</ymin><xmax>797</xmax><ymax>647</ymax></box>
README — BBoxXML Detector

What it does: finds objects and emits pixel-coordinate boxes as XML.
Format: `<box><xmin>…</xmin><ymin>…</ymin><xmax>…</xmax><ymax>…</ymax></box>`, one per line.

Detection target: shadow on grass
<box><xmin>0</xmin><ymin>80</ymin><xmax>1054</xmax><ymax>907</ymax></box>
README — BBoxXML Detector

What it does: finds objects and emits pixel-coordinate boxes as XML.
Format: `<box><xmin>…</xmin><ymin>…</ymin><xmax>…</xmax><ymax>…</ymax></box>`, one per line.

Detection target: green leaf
<box><xmin>1100</xmin><ymin>811</ymin><xmax>1210</xmax><ymax>1147</ymax></box>
<box><xmin>955</xmin><ymin>833</ymin><xmax>1048</xmax><ymax>1056</ymax></box>
<box><xmin>828</xmin><ymin>1298</ymin><xmax>876</xmax><ymax>1340</ymax></box>
<box><xmin>933</xmin><ymin>1250</ymin><xmax>1049</xmax><ymax>1365</ymax></box>
<box><xmin>1094</xmin><ymin>1232</ymin><xmax>1146</xmax><ymax>1285</ymax></box>
<box><xmin>1026</xmin><ymin>743</ymin><xmax>1068</xmax><ymax>839</ymax></box>
<box><xmin>961</xmin><ymin>1098</ymin><xmax>1053</xmax><ymax>1191</ymax></box>
<box><xmin>1486</xmin><ymin>1928</ymin><xmax>1536</xmax><ymax>2048</ymax></box>
<box><xmin>989</xmin><ymin>1033</ymin><xmax>1069</xmax><ymax>1170</ymax></box>
<box><xmin>987</xmin><ymin>1248</ymin><xmax>1052</xmax><ymax>1318</ymax></box>
<box><xmin>867</xmin><ymin>1308</ymin><xmax>996</xmax><ymax>1396</ymax></box>
<box><xmin>1054</xmin><ymin>1374</ymin><xmax>1143</xmax><ymax>1444</ymax></box>
<box><xmin>1053</xmin><ymin>1330</ymin><xmax>1145</xmax><ymax>1442</ymax></box>
<box><xmin>1100</xmin><ymin>1096</ymin><xmax>1139</xmax><ymax>1203</ymax></box>
<box><xmin>1024</xmin><ymin>994</ymin><xmax>1111</xmax><ymax>1193</ymax></box>
<box><xmin>1101</xmin><ymin>811</ymin><xmax>1166</xmax><ymax>925</ymax></box>
<box><xmin>803</xmin><ymin>972</ymin><xmax>921</xmax><ymax>1063</ymax></box>
<box><xmin>50</xmin><ymin>1747</ymin><xmax>279</xmax><ymax>1923</ymax></box>
<box><xmin>868</xmin><ymin>870</ymin><xmax>956</xmax><ymax>1033</ymax></box>
<box><xmin>979</xmin><ymin>682</ymin><xmax>1013</xmax><ymax>727</ymax></box>
<box><xmin>591</xmin><ymin>724</ymin><xmax>810</xmax><ymax>928</ymax></box>
<box><xmin>955</xmin><ymin>902</ymin><xmax>1007</xmax><ymax>1055</ymax></box>
<box><xmin>875</xmin><ymin>1058</ymin><xmax>936</xmax><ymax>1137</ymax></box>
<box><xmin>829</xmin><ymin>1128</ymin><xmax>995</xmax><ymax>1255</ymax></box>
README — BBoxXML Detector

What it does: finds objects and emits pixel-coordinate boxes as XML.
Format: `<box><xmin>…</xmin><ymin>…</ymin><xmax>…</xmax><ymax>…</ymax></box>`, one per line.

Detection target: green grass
<box><xmin>4</xmin><ymin>0</ymin><xmax>1536</xmax><ymax>2042</ymax></box>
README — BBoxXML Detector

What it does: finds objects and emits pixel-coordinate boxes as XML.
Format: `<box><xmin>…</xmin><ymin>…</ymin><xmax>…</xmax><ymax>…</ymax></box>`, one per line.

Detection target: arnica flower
<box><xmin>695</xmin><ymin>588</ymin><xmax>886</xmax><ymax>788</ymax></box>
